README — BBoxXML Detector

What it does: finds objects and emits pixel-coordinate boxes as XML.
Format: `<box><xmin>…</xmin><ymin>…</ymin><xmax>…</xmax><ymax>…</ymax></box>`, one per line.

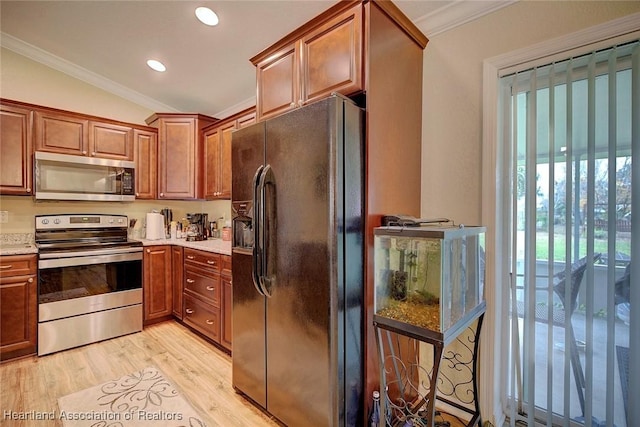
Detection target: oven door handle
<box><xmin>38</xmin><ymin>246</ymin><xmax>143</xmax><ymax>259</ymax></box>
<box><xmin>38</xmin><ymin>252</ymin><xmax>142</xmax><ymax>269</ymax></box>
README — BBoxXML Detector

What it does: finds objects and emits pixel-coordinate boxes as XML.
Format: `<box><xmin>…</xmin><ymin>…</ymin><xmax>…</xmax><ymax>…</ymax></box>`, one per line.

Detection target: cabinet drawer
<box><xmin>184</xmin><ymin>267</ymin><xmax>220</xmax><ymax>307</ymax></box>
<box><xmin>184</xmin><ymin>248</ymin><xmax>220</xmax><ymax>272</ymax></box>
<box><xmin>0</xmin><ymin>254</ymin><xmax>37</xmax><ymax>278</ymax></box>
<box><xmin>183</xmin><ymin>295</ymin><xmax>219</xmax><ymax>342</ymax></box>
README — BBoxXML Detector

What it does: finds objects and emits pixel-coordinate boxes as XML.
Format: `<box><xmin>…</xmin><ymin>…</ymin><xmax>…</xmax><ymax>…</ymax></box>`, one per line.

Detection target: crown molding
<box><xmin>413</xmin><ymin>0</ymin><xmax>518</xmax><ymax>38</ymax></box>
<box><xmin>213</xmin><ymin>96</ymin><xmax>256</xmax><ymax>120</ymax></box>
<box><xmin>0</xmin><ymin>31</ymin><xmax>179</xmax><ymax>113</ymax></box>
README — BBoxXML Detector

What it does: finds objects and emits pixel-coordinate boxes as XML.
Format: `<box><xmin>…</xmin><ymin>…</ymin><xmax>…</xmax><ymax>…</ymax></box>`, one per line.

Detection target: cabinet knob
<box><xmin>146</xmin><ymin>249</ymin><xmax>150</xmax><ymax>253</ymax></box>
<box><xmin>92</xmin><ymin>152</ymin><xmax>96</xmax><ymax>156</ymax></box>
<box><xmin>186</xmin><ymin>278</ymin><xmax>195</xmax><ymax>284</ymax></box>
<box><xmin>206</xmin><ymin>286</ymin><xmax>214</xmax><ymax>291</ymax></box>
<box><xmin>26</xmin><ymin>188</ymin><xmax>31</xmax><ymax>192</ymax></box>
<box><xmin>290</xmin><ymin>102</ymin><xmax>296</xmax><ymax>108</ymax></box>
<box><xmin>160</xmin><ymin>192</ymin><xmax>164</xmax><ymax>197</ymax></box>
<box><xmin>186</xmin><ymin>308</ymin><xmax>194</xmax><ymax>314</ymax></box>
<box><xmin>136</xmin><ymin>192</ymin><xmax>139</xmax><ymax>196</ymax></box>
<box><xmin>298</xmin><ymin>99</ymin><xmax>303</xmax><ymax>106</ymax></box>
<box><xmin>28</xmin><ymin>277</ymin><xmax>34</xmax><ymax>283</ymax></box>
<box><xmin>206</xmin><ymin>319</ymin><xmax>214</xmax><ymax>325</ymax></box>
<box><xmin>82</xmin><ymin>151</ymin><xmax>87</xmax><ymax>155</ymax></box>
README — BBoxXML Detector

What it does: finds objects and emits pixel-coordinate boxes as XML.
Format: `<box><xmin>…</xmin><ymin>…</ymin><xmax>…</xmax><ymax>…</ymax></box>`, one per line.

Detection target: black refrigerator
<box><xmin>231</xmin><ymin>94</ymin><xmax>364</xmax><ymax>427</ymax></box>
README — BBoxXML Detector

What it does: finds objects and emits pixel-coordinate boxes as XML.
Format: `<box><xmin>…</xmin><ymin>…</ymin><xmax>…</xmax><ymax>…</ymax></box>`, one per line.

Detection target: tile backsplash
<box><xmin>0</xmin><ymin>196</ymin><xmax>231</xmax><ymax>235</ymax></box>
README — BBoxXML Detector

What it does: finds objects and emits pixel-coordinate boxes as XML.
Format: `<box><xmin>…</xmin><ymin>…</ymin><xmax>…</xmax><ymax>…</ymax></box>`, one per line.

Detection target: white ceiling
<box><xmin>0</xmin><ymin>1</ymin><xmax>514</xmax><ymax>119</ymax></box>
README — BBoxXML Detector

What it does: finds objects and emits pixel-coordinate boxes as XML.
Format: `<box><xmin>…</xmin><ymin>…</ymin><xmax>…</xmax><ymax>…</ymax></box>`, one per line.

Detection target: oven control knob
<box><xmin>41</xmin><ymin>219</ymin><xmax>49</xmax><ymax>225</ymax></box>
<box><xmin>54</xmin><ymin>219</ymin><xmax>61</xmax><ymax>224</ymax></box>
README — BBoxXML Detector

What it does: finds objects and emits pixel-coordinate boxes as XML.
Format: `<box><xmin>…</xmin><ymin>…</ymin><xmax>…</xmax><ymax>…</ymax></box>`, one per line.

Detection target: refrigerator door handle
<box><xmin>251</xmin><ymin>165</ymin><xmax>265</xmax><ymax>296</ymax></box>
<box><xmin>258</xmin><ymin>164</ymin><xmax>275</xmax><ymax>297</ymax></box>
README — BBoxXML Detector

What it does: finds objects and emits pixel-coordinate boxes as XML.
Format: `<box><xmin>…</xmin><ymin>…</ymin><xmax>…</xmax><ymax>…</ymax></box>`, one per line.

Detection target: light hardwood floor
<box><xmin>1</xmin><ymin>321</ymin><xmax>469</xmax><ymax>427</ymax></box>
<box><xmin>0</xmin><ymin>321</ymin><xmax>279</xmax><ymax>427</ymax></box>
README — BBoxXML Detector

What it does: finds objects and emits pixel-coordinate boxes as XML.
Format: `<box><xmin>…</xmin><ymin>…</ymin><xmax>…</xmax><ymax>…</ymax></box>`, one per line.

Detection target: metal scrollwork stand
<box><xmin>373</xmin><ymin>302</ymin><xmax>485</xmax><ymax>427</ymax></box>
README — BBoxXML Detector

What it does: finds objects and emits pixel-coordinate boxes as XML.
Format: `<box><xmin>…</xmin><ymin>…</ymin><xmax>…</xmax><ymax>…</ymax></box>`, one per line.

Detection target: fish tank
<box><xmin>374</xmin><ymin>224</ymin><xmax>486</xmax><ymax>340</ymax></box>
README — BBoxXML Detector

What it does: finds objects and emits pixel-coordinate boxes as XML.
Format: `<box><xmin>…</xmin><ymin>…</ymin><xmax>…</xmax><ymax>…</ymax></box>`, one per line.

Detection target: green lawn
<box><xmin>533</xmin><ymin>232</ymin><xmax>631</xmax><ymax>262</ymax></box>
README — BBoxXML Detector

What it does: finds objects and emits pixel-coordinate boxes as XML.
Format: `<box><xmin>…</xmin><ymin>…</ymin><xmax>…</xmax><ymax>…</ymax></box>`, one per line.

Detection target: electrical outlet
<box><xmin>0</xmin><ymin>211</ymin><xmax>8</xmax><ymax>224</ymax></box>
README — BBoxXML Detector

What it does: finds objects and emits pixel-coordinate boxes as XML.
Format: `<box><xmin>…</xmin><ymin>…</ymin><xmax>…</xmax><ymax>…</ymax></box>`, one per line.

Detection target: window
<box><xmin>498</xmin><ymin>41</ymin><xmax>638</xmax><ymax>427</ymax></box>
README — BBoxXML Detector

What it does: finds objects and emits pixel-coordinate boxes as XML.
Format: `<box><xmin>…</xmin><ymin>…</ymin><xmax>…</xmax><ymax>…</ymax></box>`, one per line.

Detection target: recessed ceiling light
<box><xmin>195</xmin><ymin>6</ymin><xmax>219</xmax><ymax>26</ymax></box>
<box><xmin>147</xmin><ymin>59</ymin><xmax>166</xmax><ymax>72</ymax></box>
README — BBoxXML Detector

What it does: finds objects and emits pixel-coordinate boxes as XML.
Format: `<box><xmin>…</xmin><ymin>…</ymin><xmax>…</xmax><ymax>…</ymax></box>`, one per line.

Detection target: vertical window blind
<box><xmin>500</xmin><ymin>40</ymin><xmax>638</xmax><ymax>427</ymax></box>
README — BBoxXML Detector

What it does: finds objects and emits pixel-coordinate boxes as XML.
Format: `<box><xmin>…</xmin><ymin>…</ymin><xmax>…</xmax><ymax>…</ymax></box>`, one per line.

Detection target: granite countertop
<box><xmin>136</xmin><ymin>238</ymin><xmax>232</xmax><ymax>256</ymax></box>
<box><xmin>0</xmin><ymin>233</ymin><xmax>232</xmax><ymax>257</ymax></box>
<box><xmin>0</xmin><ymin>233</ymin><xmax>37</xmax><ymax>256</ymax></box>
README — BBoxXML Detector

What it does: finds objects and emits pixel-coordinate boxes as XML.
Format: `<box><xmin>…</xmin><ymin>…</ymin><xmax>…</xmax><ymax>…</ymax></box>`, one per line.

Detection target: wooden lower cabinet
<box><xmin>220</xmin><ymin>255</ymin><xmax>232</xmax><ymax>351</ymax></box>
<box><xmin>171</xmin><ymin>246</ymin><xmax>184</xmax><ymax>319</ymax></box>
<box><xmin>181</xmin><ymin>248</ymin><xmax>232</xmax><ymax>351</ymax></box>
<box><xmin>0</xmin><ymin>254</ymin><xmax>37</xmax><ymax>361</ymax></box>
<box><xmin>143</xmin><ymin>245</ymin><xmax>172</xmax><ymax>324</ymax></box>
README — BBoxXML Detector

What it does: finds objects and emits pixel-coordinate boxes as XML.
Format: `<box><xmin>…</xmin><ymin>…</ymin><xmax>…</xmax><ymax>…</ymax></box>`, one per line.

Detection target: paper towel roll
<box><xmin>146</xmin><ymin>212</ymin><xmax>165</xmax><ymax>240</ymax></box>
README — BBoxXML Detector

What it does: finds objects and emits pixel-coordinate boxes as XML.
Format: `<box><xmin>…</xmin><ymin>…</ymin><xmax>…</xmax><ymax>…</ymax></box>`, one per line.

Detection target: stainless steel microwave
<box><xmin>34</xmin><ymin>151</ymin><xmax>135</xmax><ymax>201</ymax></box>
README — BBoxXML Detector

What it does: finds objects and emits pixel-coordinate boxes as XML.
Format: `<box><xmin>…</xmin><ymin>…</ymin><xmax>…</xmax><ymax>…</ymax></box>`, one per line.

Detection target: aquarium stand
<box><xmin>373</xmin><ymin>303</ymin><xmax>485</xmax><ymax>427</ymax></box>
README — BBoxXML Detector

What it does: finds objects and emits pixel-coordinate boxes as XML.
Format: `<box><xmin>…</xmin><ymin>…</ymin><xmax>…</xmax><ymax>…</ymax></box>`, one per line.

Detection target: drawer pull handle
<box><xmin>206</xmin><ymin>286</ymin><xmax>214</xmax><ymax>291</ymax></box>
<box><xmin>0</xmin><ymin>265</ymin><xmax>12</xmax><ymax>269</ymax></box>
<box><xmin>187</xmin><ymin>255</ymin><xmax>195</xmax><ymax>259</ymax></box>
<box><xmin>206</xmin><ymin>319</ymin><xmax>214</xmax><ymax>325</ymax></box>
<box><xmin>186</xmin><ymin>308</ymin><xmax>194</xmax><ymax>314</ymax></box>
<box><xmin>186</xmin><ymin>279</ymin><xmax>195</xmax><ymax>283</ymax></box>
<box><xmin>207</xmin><ymin>260</ymin><xmax>216</xmax><ymax>265</ymax></box>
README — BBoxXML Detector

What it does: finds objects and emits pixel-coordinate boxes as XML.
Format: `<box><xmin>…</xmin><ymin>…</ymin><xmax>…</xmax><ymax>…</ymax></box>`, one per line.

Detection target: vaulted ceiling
<box><xmin>0</xmin><ymin>1</ymin><xmax>514</xmax><ymax>118</ymax></box>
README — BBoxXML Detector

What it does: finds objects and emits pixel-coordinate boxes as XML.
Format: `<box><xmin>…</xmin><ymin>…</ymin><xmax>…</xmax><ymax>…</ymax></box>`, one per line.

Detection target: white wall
<box><xmin>0</xmin><ymin>48</ymin><xmax>154</xmax><ymax>125</ymax></box>
<box><xmin>420</xmin><ymin>0</ymin><xmax>640</xmax><ymax>225</ymax></box>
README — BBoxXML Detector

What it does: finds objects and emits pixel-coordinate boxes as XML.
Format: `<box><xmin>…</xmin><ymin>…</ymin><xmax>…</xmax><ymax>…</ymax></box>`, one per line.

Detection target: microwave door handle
<box><xmin>251</xmin><ymin>165</ymin><xmax>265</xmax><ymax>296</ymax></box>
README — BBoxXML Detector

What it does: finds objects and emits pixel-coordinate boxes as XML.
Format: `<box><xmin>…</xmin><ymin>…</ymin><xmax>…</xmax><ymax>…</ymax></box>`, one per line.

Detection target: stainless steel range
<box><xmin>35</xmin><ymin>214</ymin><xmax>143</xmax><ymax>356</ymax></box>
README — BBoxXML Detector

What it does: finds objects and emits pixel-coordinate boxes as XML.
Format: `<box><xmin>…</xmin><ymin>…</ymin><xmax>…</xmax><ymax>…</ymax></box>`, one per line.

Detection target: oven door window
<box><xmin>39</xmin><ymin>259</ymin><xmax>142</xmax><ymax>304</ymax></box>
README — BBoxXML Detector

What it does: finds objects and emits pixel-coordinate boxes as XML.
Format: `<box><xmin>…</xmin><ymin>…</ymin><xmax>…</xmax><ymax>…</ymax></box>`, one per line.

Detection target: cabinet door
<box><xmin>0</xmin><ymin>104</ymin><xmax>33</xmax><ymax>195</ymax></box>
<box><xmin>0</xmin><ymin>274</ymin><xmax>37</xmax><ymax>360</ymax></box>
<box><xmin>218</xmin><ymin>122</ymin><xmax>234</xmax><ymax>199</ymax></box>
<box><xmin>256</xmin><ymin>43</ymin><xmax>299</xmax><ymax>121</ymax></box>
<box><xmin>204</xmin><ymin>126</ymin><xmax>221</xmax><ymax>199</ymax></box>
<box><xmin>301</xmin><ymin>4</ymin><xmax>362</xmax><ymax>104</ymax></box>
<box><xmin>221</xmin><ymin>264</ymin><xmax>232</xmax><ymax>351</ymax></box>
<box><xmin>171</xmin><ymin>246</ymin><xmax>184</xmax><ymax>319</ymax></box>
<box><xmin>89</xmin><ymin>121</ymin><xmax>133</xmax><ymax>160</ymax></box>
<box><xmin>143</xmin><ymin>245</ymin><xmax>172</xmax><ymax>323</ymax></box>
<box><xmin>158</xmin><ymin>118</ymin><xmax>197</xmax><ymax>199</ymax></box>
<box><xmin>134</xmin><ymin>129</ymin><xmax>157</xmax><ymax>199</ymax></box>
<box><xmin>35</xmin><ymin>110</ymin><xmax>89</xmax><ymax>155</ymax></box>
<box><xmin>237</xmin><ymin>110</ymin><xmax>256</xmax><ymax>129</ymax></box>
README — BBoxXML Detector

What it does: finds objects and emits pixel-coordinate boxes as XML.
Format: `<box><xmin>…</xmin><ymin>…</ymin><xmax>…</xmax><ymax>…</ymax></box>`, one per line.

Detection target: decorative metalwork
<box><xmin>374</xmin><ymin>314</ymin><xmax>484</xmax><ymax>427</ymax></box>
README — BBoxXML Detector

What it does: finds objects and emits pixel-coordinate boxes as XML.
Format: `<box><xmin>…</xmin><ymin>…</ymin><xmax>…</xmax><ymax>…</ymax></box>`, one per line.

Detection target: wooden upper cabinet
<box><xmin>237</xmin><ymin>110</ymin><xmax>257</xmax><ymax>129</ymax></box>
<box><xmin>252</xmin><ymin>3</ymin><xmax>363</xmax><ymax>121</ymax></box>
<box><xmin>204</xmin><ymin>108</ymin><xmax>255</xmax><ymax>200</ymax></box>
<box><xmin>35</xmin><ymin>110</ymin><xmax>89</xmax><ymax>155</ymax></box>
<box><xmin>35</xmin><ymin>109</ymin><xmax>136</xmax><ymax>160</ymax></box>
<box><xmin>256</xmin><ymin>43</ymin><xmax>299</xmax><ymax>121</ymax></box>
<box><xmin>146</xmin><ymin>113</ymin><xmax>217</xmax><ymax>200</ymax></box>
<box><xmin>301</xmin><ymin>5</ymin><xmax>362</xmax><ymax>103</ymax></box>
<box><xmin>89</xmin><ymin>121</ymin><xmax>133</xmax><ymax>160</ymax></box>
<box><xmin>134</xmin><ymin>128</ymin><xmax>157</xmax><ymax>199</ymax></box>
<box><xmin>0</xmin><ymin>102</ymin><xmax>33</xmax><ymax>195</ymax></box>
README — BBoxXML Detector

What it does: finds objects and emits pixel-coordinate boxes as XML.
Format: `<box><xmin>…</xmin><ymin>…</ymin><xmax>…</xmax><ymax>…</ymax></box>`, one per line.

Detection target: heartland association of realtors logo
<box><xmin>3</xmin><ymin>409</ymin><xmax>185</xmax><ymax>422</ymax></box>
